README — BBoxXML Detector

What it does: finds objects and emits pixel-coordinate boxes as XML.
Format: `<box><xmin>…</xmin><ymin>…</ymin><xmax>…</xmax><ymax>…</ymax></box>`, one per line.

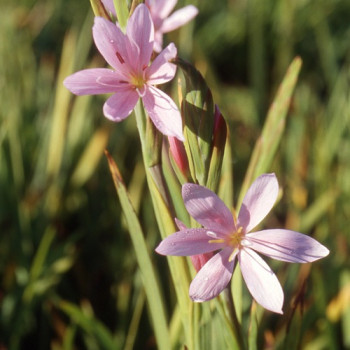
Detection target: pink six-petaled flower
<box><xmin>156</xmin><ymin>173</ymin><xmax>329</xmax><ymax>313</ymax></box>
<box><xmin>102</xmin><ymin>0</ymin><xmax>198</xmax><ymax>52</ymax></box>
<box><xmin>64</xmin><ymin>4</ymin><xmax>184</xmax><ymax>141</ymax></box>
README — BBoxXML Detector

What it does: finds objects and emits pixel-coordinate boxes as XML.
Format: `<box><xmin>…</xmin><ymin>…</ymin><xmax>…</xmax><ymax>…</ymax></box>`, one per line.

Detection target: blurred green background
<box><xmin>1</xmin><ymin>0</ymin><xmax>349</xmax><ymax>349</ymax></box>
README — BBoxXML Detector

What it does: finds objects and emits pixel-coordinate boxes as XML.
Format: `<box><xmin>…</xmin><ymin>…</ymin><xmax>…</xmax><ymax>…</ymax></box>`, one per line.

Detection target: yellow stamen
<box><xmin>208</xmin><ymin>239</ymin><xmax>225</xmax><ymax>244</ymax></box>
<box><xmin>229</xmin><ymin>248</ymin><xmax>238</xmax><ymax>262</ymax></box>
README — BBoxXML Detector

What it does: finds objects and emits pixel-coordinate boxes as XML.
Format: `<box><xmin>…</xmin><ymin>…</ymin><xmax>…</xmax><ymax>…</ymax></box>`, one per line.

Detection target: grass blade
<box><xmin>105</xmin><ymin>150</ymin><xmax>170</xmax><ymax>350</ymax></box>
<box><xmin>238</xmin><ymin>57</ymin><xmax>302</xmax><ymax>208</ymax></box>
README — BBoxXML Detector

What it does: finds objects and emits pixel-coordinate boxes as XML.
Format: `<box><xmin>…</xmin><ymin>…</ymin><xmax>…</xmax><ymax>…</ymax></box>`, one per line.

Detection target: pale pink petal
<box><xmin>174</xmin><ymin>218</ymin><xmax>187</xmax><ymax>230</ymax></box>
<box><xmin>126</xmin><ymin>4</ymin><xmax>154</xmax><ymax>72</ymax></box>
<box><xmin>246</xmin><ymin>229</ymin><xmax>330</xmax><ymax>263</ymax></box>
<box><xmin>173</xmin><ymin>218</ymin><xmax>214</xmax><ymax>272</ymax></box>
<box><xmin>155</xmin><ymin>228</ymin><xmax>225</xmax><ymax>256</ymax></box>
<box><xmin>153</xmin><ymin>31</ymin><xmax>164</xmax><ymax>53</ymax></box>
<box><xmin>63</xmin><ymin>68</ymin><xmax>126</xmax><ymax>95</ymax></box>
<box><xmin>93</xmin><ymin>17</ymin><xmax>130</xmax><ymax>75</ymax></box>
<box><xmin>146</xmin><ymin>43</ymin><xmax>177</xmax><ymax>84</ymax></box>
<box><xmin>142</xmin><ymin>86</ymin><xmax>184</xmax><ymax>140</ymax></box>
<box><xmin>182</xmin><ymin>183</ymin><xmax>235</xmax><ymax>236</ymax></box>
<box><xmin>103</xmin><ymin>89</ymin><xmax>139</xmax><ymax>121</ymax></box>
<box><xmin>101</xmin><ymin>0</ymin><xmax>116</xmax><ymax>15</ymax></box>
<box><xmin>161</xmin><ymin>5</ymin><xmax>198</xmax><ymax>33</ymax></box>
<box><xmin>237</xmin><ymin>173</ymin><xmax>279</xmax><ymax>233</ymax></box>
<box><xmin>189</xmin><ymin>248</ymin><xmax>236</xmax><ymax>302</ymax></box>
<box><xmin>239</xmin><ymin>248</ymin><xmax>284</xmax><ymax>314</ymax></box>
<box><xmin>146</xmin><ymin>0</ymin><xmax>177</xmax><ymax>20</ymax></box>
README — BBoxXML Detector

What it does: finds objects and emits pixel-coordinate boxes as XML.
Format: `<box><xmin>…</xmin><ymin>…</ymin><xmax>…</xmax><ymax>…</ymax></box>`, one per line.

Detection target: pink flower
<box><xmin>64</xmin><ymin>4</ymin><xmax>184</xmax><ymax>141</ymax></box>
<box><xmin>175</xmin><ymin>218</ymin><xmax>213</xmax><ymax>272</ymax></box>
<box><xmin>156</xmin><ymin>173</ymin><xmax>329</xmax><ymax>313</ymax></box>
<box><xmin>102</xmin><ymin>0</ymin><xmax>198</xmax><ymax>52</ymax></box>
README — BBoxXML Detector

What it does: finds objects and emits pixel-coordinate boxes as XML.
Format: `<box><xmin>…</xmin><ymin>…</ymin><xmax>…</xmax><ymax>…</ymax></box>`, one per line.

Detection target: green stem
<box><xmin>133</xmin><ymin>100</ymin><xmax>194</xmax><ymax>347</ymax></box>
<box><xmin>224</xmin><ymin>287</ymin><xmax>246</xmax><ymax>350</ymax></box>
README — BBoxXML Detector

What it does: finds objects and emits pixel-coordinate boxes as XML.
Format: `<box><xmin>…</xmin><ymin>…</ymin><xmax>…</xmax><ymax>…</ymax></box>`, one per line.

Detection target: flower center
<box><xmin>208</xmin><ymin>226</ymin><xmax>245</xmax><ymax>262</ymax></box>
<box><xmin>130</xmin><ymin>74</ymin><xmax>145</xmax><ymax>89</ymax></box>
<box><xmin>226</xmin><ymin>226</ymin><xmax>244</xmax><ymax>247</ymax></box>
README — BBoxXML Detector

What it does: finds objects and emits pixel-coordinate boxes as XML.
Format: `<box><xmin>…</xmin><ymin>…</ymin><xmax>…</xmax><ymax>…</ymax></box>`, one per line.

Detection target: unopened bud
<box><xmin>206</xmin><ymin>105</ymin><xmax>228</xmax><ymax>191</ymax></box>
<box><xmin>168</xmin><ymin>136</ymin><xmax>190</xmax><ymax>180</ymax></box>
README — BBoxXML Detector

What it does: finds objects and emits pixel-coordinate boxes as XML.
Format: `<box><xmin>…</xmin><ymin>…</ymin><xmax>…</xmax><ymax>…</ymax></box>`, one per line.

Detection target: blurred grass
<box><xmin>0</xmin><ymin>0</ymin><xmax>349</xmax><ymax>349</ymax></box>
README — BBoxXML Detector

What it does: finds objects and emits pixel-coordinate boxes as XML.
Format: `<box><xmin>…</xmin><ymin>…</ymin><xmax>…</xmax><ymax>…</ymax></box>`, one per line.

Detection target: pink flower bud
<box><xmin>168</xmin><ymin>136</ymin><xmax>189</xmax><ymax>175</ymax></box>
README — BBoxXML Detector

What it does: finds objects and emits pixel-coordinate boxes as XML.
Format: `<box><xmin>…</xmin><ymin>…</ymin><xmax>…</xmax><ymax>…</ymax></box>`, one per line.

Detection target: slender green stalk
<box><xmin>106</xmin><ymin>151</ymin><xmax>170</xmax><ymax>350</ymax></box>
<box><xmin>134</xmin><ymin>100</ymin><xmax>194</xmax><ymax>348</ymax></box>
<box><xmin>224</xmin><ymin>287</ymin><xmax>246</xmax><ymax>350</ymax></box>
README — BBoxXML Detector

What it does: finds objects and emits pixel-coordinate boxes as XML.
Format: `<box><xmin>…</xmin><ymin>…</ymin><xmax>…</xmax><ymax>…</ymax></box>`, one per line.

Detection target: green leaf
<box><xmin>56</xmin><ymin>299</ymin><xmax>118</xmax><ymax>350</ymax></box>
<box><xmin>113</xmin><ymin>0</ymin><xmax>129</xmax><ymax>30</ymax></box>
<box><xmin>105</xmin><ymin>151</ymin><xmax>170</xmax><ymax>350</ymax></box>
<box><xmin>89</xmin><ymin>0</ymin><xmax>112</xmax><ymax>19</ymax></box>
<box><xmin>133</xmin><ymin>100</ymin><xmax>193</xmax><ymax>348</ymax></box>
<box><xmin>238</xmin><ymin>56</ymin><xmax>302</xmax><ymax>208</ymax></box>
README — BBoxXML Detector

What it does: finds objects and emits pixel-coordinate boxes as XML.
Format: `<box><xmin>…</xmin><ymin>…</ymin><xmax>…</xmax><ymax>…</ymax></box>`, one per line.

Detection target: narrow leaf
<box><xmin>105</xmin><ymin>150</ymin><xmax>170</xmax><ymax>350</ymax></box>
<box><xmin>238</xmin><ymin>57</ymin><xmax>302</xmax><ymax>208</ymax></box>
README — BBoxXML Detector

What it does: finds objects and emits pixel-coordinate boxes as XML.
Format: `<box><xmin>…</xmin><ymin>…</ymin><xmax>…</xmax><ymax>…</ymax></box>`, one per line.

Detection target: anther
<box><xmin>228</xmin><ymin>248</ymin><xmax>238</xmax><ymax>262</ymax></box>
<box><xmin>208</xmin><ymin>239</ymin><xmax>225</xmax><ymax>244</ymax></box>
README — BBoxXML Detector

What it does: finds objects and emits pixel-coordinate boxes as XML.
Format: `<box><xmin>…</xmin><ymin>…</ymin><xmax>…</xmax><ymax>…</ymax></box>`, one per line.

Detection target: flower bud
<box><xmin>168</xmin><ymin>136</ymin><xmax>190</xmax><ymax>180</ymax></box>
<box><xmin>206</xmin><ymin>105</ymin><xmax>228</xmax><ymax>192</ymax></box>
<box><xmin>175</xmin><ymin>58</ymin><xmax>215</xmax><ymax>186</ymax></box>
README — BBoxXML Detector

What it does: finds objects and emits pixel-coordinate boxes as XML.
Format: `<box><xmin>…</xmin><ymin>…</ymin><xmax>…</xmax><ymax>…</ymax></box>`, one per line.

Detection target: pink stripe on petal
<box><xmin>63</xmin><ymin>68</ymin><xmax>124</xmax><ymax>95</ymax></box>
<box><xmin>239</xmin><ymin>248</ymin><xmax>284</xmax><ymax>314</ymax></box>
<box><xmin>246</xmin><ymin>229</ymin><xmax>330</xmax><ymax>263</ymax></box>
<box><xmin>146</xmin><ymin>43</ymin><xmax>177</xmax><ymax>85</ymax></box>
<box><xmin>103</xmin><ymin>89</ymin><xmax>139</xmax><ymax>121</ymax></box>
<box><xmin>126</xmin><ymin>4</ymin><xmax>154</xmax><ymax>72</ymax></box>
<box><xmin>161</xmin><ymin>5</ymin><xmax>198</xmax><ymax>33</ymax></box>
<box><xmin>189</xmin><ymin>248</ymin><xmax>236</xmax><ymax>302</ymax></box>
<box><xmin>182</xmin><ymin>183</ymin><xmax>235</xmax><ymax>236</ymax></box>
<box><xmin>238</xmin><ymin>173</ymin><xmax>279</xmax><ymax>233</ymax></box>
<box><xmin>142</xmin><ymin>86</ymin><xmax>184</xmax><ymax>140</ymax></box>
<box><xmin>93</xmin><ymin>17</ymin><xmax>130</xmax><ymax>74</ymax></box>
<box><xmin>155</xmin><ymin>228</ymin><xmax>225</xmax><ymax>256</ymax></box>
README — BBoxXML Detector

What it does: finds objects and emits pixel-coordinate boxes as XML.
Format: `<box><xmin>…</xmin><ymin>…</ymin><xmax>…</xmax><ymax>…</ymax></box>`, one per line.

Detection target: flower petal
<box><xmin>101</xmin><ymin>0</ymin><xmax>116</xmax><ymax>15</ymax></box>
<box><xmin>63</xmin><ymin>68</ymin><xmax>125</xmax><ymax>95</ymax></box>
<box><xmin>239</xmin><ymin>248</ymin><xmax>284</xmax><ymax>314</ymax></box>
<box><xmin>126</xmin><ymin>4</ymin><xmax>154</xmax><ymax>72</ymax></box>
<box><xmin>153</xmin><ymin>31</ymin><xmax>164</xmax><ymax>53</ymax></box>
<box><xmin>161</xmin><ymin>5</ymin><xmax>198</xmax><ymax>33</ymax></box>
<box><xmin>146</xmin><ymin>0</ymin><xmax>177</xmax><ymax>21</ymax></box>
<box><xmin>238</xmin><ymin>173</ymin><xmax>279</xmax><ymax>233</ymax></box>
<box><xmin>246</xmin><ymin>229</ymin><xmax>330</xmax><ymax>263</ymax></box>
<box><xmin>103</xmin><ymin>89</ymin><xmax>139</xmax><ymax>121</ymax></box>
<box><xmin>146</xmin><ymin>43</ymin><xmax>177</xmax><ymax>85</ymax></box>
<box><xmin>189</xmin><ymin>248</ymin><xmax>236</xmax><ymax>302</ymax></box>
<box><xmin>155</xmin><ymin>228</ymin><xmax>225</xmax><ymax>256</ymax></box>
<box><xmin>182</xmin><ymin>183</ymin><xmax>235</xmax><ymax>236</ymax></box>
<box><xmin>93</xmin><ymin>17</ymin><xmax>130</xmax><ymax>75</ymax></box>
<box><xmin>173</xmin><ymin>218</ymin><xmax>214</xmax><ymax>272</ymax></box>
<box><xmin>142</xmin><ymin>86</ymin><xmax>184</xmax><ymax>140</ymax></box>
